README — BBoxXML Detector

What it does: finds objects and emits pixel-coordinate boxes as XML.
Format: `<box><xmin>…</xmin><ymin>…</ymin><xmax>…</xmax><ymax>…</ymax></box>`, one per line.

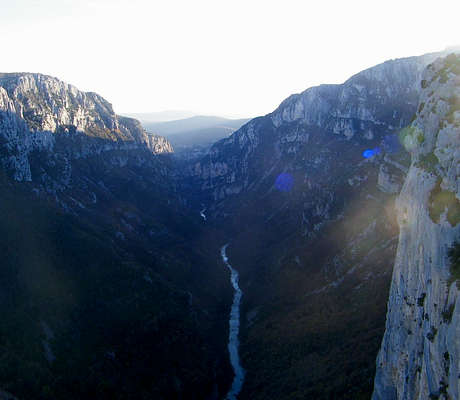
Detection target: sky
<box><xmin>1</xmin><ymin>0</ymin><xmax>459</xmax><ymax>118</ymax></box>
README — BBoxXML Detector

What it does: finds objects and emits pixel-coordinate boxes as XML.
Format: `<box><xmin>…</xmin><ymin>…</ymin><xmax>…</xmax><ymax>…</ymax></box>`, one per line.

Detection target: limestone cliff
<box><xmin>0</xmin><ymin>73</ymin><xmax>172</xmax><ymax>182</ymax></box>
<box><xmin>373</xmin><ymin>54</ymin><xmax>460</xmax><ymax>400</ymax></box>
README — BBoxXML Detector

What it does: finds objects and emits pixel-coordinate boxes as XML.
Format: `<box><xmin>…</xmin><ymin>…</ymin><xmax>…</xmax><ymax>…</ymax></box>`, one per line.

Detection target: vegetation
<box><xmin>443</xmin><ymin>53</ymin><xmax>460</xmax><ymax>75</ymax></box>
<box><xmin>416</xmin><ymin>152</ymin><xmax>439</xmax><ymax>174</ymax></box>
<box><xmin>448</xmin><ymin>241</ymin><xmax>460</xmax><ymax>287</ymax></box>
<box><xmin>428</xmin><ymin>53</ymin><xmax>460</xmax><ymax>87</ymax></box>
<box><xmin>443</xmin><ymin>352</ymin><xmax>450</xmax><ymax>375</ymax></box>
<box><xmin>0</xmin><ymin>166</ymin><xmax>231</xmax><ymax>400</ymax></box>
<box><xmin>446</xmin><ymin>95</ymin><xmax>460</xmax><ymax>125</ymax></box>
<box><xmin>427</xmin><ymin>326</ymin><xmax>438</xmax><ymax>342</ymax></box>
<box><xmin>222</xmin><ymin>141</ymin><xmax>400</xmax><ymax>400</ymax></box>
<box><xmin>418</xmin><ymin>102</ymin><xmax>425</xmax><ymax>114</ymax></box>
<box><xmin>417</xmin><ymin>293</ymin><xmax>426</xmax><ymax>307</ymax></box>
<box><xmin>429</xmin><ymin>179</ymin><xmax>460</xmax><ymax>226</ymax></box>
<box><xmin>442</xmin><ymin>304</ymin><xmax>455</xmax><ymax>323</ymax></box>
<box><xmin>398</xmin><ymin>125</ymin><xmax>424</xmax><ymax>151</ymax></box>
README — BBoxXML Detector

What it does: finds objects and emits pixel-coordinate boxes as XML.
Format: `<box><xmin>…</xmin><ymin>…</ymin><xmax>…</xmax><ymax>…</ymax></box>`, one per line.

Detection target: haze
<box><xmin>1</xmin><ymin>0</ymin><xmax>458</xmax><ymax>117</ymax></box>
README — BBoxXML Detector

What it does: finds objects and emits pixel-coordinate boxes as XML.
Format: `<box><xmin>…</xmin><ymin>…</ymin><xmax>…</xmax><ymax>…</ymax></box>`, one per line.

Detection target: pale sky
<box><xmin>1</xmin><ymin>0</ymin><xmax>459</xmax><ymax>118</ymax></box>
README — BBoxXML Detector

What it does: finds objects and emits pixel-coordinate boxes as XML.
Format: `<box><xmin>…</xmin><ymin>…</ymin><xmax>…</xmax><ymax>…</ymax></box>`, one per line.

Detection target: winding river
<box><xmin>221</xmin><ymin>244</ymin><xmax>245</xmax><ymax>400</ymax></box>
<box><xmin>200</xmin><ymin>207</ymin><xmax>207</xmax><ymax>221</ymax></box>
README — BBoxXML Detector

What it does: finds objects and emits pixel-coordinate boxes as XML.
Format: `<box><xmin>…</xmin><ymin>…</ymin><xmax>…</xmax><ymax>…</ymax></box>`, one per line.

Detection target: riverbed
<box><xmin>221</xmin><ymin>244</ymin><xmax>245</xmax><ymax>400</ymax></box>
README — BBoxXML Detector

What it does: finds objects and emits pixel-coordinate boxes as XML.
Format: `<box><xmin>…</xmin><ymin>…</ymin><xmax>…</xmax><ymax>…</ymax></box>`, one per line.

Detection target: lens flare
<box><xmin>362</xmin><ymin>147</ymin><xmax>381</xmax><ymax>159</ymax></box>
<box><xmin>275</xmin><ymin>173</ymin><xmax>294</xmax><ymax>192</ymax></box>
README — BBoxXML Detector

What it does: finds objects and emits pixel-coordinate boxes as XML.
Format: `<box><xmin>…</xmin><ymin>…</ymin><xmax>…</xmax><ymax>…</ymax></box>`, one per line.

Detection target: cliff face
<box><xmin>373</xmin><ymin>54</ymin><xmax>460</xmax><ymax>400</ymax></box>
<box><xmin>0</xmin><ymin>73</ymin><xmax>172</xmax><ymax>182</ymax></box>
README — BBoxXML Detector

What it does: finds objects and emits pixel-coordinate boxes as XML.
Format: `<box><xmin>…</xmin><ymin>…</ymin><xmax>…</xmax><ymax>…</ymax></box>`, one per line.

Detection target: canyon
<box><xmin>0</xmin><ymin>51</ymin><xmax>458</xmax><ymax>399</ymax></box>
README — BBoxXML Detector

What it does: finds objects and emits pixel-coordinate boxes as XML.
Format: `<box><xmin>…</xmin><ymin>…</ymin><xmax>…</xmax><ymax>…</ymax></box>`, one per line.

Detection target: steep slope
<box><xmin>373</xmin><ymin>54</ymin><xmax>460</xmax><ymax>400</ymax></box>
<box><xmin>183</xmin><ymin>52</ymin><xmax>442</xmax><ymax>399</ymax></box>
<box><xmin>0</xmin><ymin>74</ymin><xmax>231</xmax><ymax>399</ymax></box>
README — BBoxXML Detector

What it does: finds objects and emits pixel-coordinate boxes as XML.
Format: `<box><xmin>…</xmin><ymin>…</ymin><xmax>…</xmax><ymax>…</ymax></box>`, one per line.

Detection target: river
<box><xmin>221</xmin><ymin>244</ymin><xmax>245</xmax><ymax>400</ymax></box>
<box><xmin>200</xmin><ymin>207</ymin><xmax>207</xmax><ymax>221</ymax></box>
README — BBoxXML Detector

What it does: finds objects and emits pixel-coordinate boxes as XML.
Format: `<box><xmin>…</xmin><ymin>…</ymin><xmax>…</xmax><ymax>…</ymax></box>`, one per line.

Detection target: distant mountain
<box><xmin>144</xmin><ymin>115</ymin><xmax>251</xmax><ymax>155</ymax></box>
<box><xmin>121</xmin><ymin>110</ymin><xmax>197</xmax><ymax>123</ymax></box>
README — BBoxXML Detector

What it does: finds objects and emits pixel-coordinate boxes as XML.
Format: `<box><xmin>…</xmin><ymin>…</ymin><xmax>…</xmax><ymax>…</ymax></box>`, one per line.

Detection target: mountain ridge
<box><xmin>0</xmin><ymin>72</ymin><xmax>173</xmax><ymax>182</ymax></box>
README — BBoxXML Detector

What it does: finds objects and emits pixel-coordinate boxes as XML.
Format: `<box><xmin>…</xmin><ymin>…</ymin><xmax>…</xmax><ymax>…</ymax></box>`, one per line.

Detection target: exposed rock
<box><xmin>0</xmin><ymin>73</ymin><xmax>172</xmax><ymax>182</ymax></box>
<box><xmin>373</xmin><ymin>54</ymin><xmax>460</xmax><ymax>400</ymax></box>
<box><xmin>378</xmin><ymin>164</ymin><xmax>402</xmax><ymax>193</ymax></box>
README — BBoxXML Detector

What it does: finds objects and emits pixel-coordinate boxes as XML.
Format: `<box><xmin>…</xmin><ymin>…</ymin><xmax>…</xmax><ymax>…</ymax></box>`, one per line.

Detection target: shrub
<box><xmin>442</xmin><ymin>304</ymin><xmax>455</xmax><ymax>323</ymax></box>
<box><xmin>417</xmin><ymin>293</ymin><xmax>426</xmax><ymax>307</ymax></box>
<box><xmin>417</xmin><ymin>152</ymin><xmax>438</xmax><ymax>174</ymax></box>
<box><xmin>429</xmin><ymin>179</ymin><xmax>460</xmax><ymax>226</ymax></box>
<box><xmin>398</xmin><ymin>125</ymin><xmax>424</xmax><ymax>152</ymax></box>
<box><xmin>427</xmin><ymin>326</ymin><xmax>438</xmax><ymax>342</ymax></box>
<box><xmin>448</xmin><ymin>241</ymin><xmax>460</xmax><ymax>287</ymax></box>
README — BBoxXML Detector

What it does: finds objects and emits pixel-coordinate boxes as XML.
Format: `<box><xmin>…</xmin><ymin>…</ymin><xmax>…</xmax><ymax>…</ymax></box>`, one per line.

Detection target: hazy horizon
<box><xmin>2</xmin><ymin>0</ymin><xmax>459</xmax><ymax>117</ymax></box>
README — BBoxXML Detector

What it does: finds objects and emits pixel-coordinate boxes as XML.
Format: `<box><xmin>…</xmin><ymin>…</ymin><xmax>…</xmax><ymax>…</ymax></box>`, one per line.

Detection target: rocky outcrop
<box><xmin>0</xmin><ymin>73</ymin><xmax>172</xmax><ymax>182</ymax></box>
<box><xmin>373</xmin><ymin>54</ymin><xmax>460</xmax><ymax>400</ymax></box>
<box><xmin>271</xmin><ymin>55</ymin><xmax>434</xmax><ymax>131</ymax></box>
<box><xmin>378</xmin><ymin>164</ymin><xmax>402</xmax><ymax>193</ymax></box>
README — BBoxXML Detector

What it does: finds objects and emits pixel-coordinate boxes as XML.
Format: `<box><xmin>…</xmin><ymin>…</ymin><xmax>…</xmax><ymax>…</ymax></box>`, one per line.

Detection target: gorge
<box><xmin>0</xmin><ymin>50</ymin><xmax>458</xmax><ymax>400</ymax></box>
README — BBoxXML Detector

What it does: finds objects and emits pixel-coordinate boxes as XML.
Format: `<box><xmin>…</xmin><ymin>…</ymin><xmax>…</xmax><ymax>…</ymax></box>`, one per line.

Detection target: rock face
<box><xmin>0</xmin><ymin>73</ymin><xmax>172</xmax><ymax>182</ymax></box>
<box><xmin>373</xmin><ymin>55</ymin><xmax>460</xmax><ymax>399</ymax></box>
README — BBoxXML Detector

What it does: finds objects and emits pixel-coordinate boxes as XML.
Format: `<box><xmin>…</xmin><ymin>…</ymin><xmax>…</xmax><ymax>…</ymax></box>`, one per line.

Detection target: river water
<box><xmin>200</xmin><ymin>207</ymin><xmax>207</xmax><ymax>221</ymax></box>
<box><xmin>221</xmin><ymin>244</ymin><xmax>245</xmax><ymax>400</ymax></box>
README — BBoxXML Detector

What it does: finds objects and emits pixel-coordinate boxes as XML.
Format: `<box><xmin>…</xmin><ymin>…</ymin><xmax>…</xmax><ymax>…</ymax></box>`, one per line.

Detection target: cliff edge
<box><xmin>373</xmin><ymin>54</ymin><xmax>460</xmax><ymax>400</ymax></box>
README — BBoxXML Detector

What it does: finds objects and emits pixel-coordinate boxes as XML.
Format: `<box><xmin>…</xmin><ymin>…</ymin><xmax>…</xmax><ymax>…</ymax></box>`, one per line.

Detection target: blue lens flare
<box><xmin>362</xmin><ymin>147</ymin><xmax>381</xmax><ymax>159</ymax></box>
<box><xmin>275</xmin><ymin>173</ymin><xmax>294</xmax><ymax>192</ymax></box>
